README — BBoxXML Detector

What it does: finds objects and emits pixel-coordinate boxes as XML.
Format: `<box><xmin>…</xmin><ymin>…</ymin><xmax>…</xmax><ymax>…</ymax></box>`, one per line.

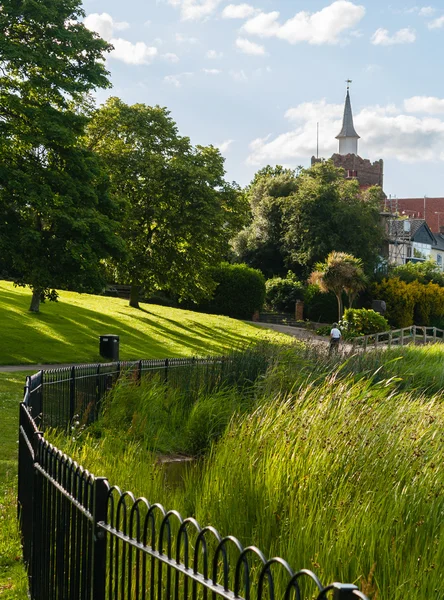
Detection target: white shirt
<box><xmin>330</xmin><ymin>328</ymin><xmax>341</xmax><ymax>339</ymax></box>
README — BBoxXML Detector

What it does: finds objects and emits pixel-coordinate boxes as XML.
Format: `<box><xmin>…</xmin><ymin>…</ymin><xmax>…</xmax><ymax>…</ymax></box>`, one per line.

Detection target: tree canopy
<box><xmin>0</xmin><ymin>0</ymin><xmax>123</xmax><ymax>311</ymax></box>
<box><xmin>233</xmin><ymin>161</ymin><xmax>385</xmax><ymax>279</ymax></box>
<box><xmin>87</xmin><ymin>97</ymin><xmax>249</xmax><ymax>308</ymax></box>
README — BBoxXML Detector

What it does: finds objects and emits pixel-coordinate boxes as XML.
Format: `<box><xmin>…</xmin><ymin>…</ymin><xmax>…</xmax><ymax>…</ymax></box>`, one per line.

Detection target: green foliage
<box><xmin>373</xmin><ymin>277</ymin><xmax>444</xmax><ymax>327</ymax></box>
<box><xmin>283</xmin><ymin>162</ymin><xmax>385</xmax><ymax>273</ymax></box>
<box><xmin>231</xmin><ymin>166</ymin><xmax>299</xmax><ymax>278</ymax></box>
<box><xmin>304</xmin><ymin>284</ymin><xmax>338</xmax><ymax>323</ymax></box>
<box><xmin>390</xmin><ymin>259</ymin><xmax>444</xmax><ymax>286</ymax></box>
<box><xmin>340</xmin><ymin>308</ymin><xmax>389</xmax><ymax>338</ymax></box>
<box><xmin>198</xmin><ymin>263</ymin><xmax>266</xmax><ymax>319</ymax></box>
<box><xmin>87</xmin><ymin>98</ymin><xmax>248</xmax><ymax>307</ymax></box>
<box><xmin>310</xmin><ymin>252</ymin><xmax>367</xmax><ymax>320</ymax></box>
<box><xmin>0</xmin><ymin>0</ymin><xmax>123</xmax><ymax>311</ymax></box>
<box><xmin>265</xmin><ymin>272</ymin><xmax>304</xmax><ymax>312</ymax></box>
<box><xmin>49</xmin><ymin>343</ymin><xmax>444</xmax><ymax>599</ymax></box>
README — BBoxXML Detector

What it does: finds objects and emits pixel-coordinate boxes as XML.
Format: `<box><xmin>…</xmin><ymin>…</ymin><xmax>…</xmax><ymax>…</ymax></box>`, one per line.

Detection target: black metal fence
<box><xmin>18</xmin><ymin>358</ymin><xmax>369</xmax><ymax>600</ymax></box>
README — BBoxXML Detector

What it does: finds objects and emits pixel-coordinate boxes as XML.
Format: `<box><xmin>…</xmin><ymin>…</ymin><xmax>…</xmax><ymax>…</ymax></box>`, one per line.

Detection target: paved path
<box><xmin>0</xmin><ymin>363</ymin><xmax>89</xmax><ymax>373</ymax></box>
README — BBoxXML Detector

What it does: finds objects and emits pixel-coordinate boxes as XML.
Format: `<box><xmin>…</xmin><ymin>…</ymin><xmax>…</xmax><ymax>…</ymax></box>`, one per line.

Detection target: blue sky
<box><xmin>83</xmin><ymin>0</ymin><xmax>444</xmax><ymax>198</ymax></box>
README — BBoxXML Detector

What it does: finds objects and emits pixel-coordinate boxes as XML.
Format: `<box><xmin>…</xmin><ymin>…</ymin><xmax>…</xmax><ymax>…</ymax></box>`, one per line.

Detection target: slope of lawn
<box><xmin>0</xmin><ymin>281</ymin><xmax>287</xmax><ymax>365</ymax></box>
<box><xmin>0</xmin><ymin>372</ymin><xmax>33</xmax><ymax>599</ymax></box>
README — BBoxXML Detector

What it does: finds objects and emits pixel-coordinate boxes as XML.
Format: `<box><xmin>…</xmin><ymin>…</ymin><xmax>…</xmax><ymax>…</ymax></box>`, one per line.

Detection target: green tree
<box><xmin>87</xmin><ymin>97</ymin><xmax>248</xmax><ymax>308</ymax></box>
<box><xmin>310</xmin><ymin>252</ymin><xmax>367</xmax><ymax>320</ymax></box>
<box><xmin>231</xmin><ymin>166</ymin><xmax>299</xmax><ymax>277</ymax></box>
<box><xmin>0</xmin><ymin>0</ymin><xmax>123</xmax><ymax>311</ymax></box>
<box><xmin>284</xmin><ymin>162</ymin><xmax>385</xmax><ymax>274</ymax></box>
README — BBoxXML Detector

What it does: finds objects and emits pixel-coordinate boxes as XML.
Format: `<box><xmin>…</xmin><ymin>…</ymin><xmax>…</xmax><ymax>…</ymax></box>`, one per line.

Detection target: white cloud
<box><xmin>206</xmin><ymin>49</ymin><xmax>224</xmax><ymax>58</ymax></box>
<box><xmin>168</xmin><ymin>0</ymin><xmax>222</xmax><ymax>20</ymax></box>
<box><xmin>163</xmin><ymin>52</ymin><xmax>180</xmax><ymax>62</ymax></box>
<box><xmin>176</xmin><ymin>33</ymin><xmax>199</xmax><ymax>43</ymax></box>
<box><xmin>242</xmin><ymin>1</ymin><xmax>365</xmax><ymax>45</ymax></box>
<box><xmin>84</xmin><ymin>13</ymin><xmax>158</xmax><ymax>65</ymax></box>
<box><xmin>144</xmin><ymin>20</ymin><xmax>152</xmax><ymax>27</ymax></box>
<box><xmin>217</xmin><ymin>139</ymin><xmax>234</xmax><ymax>152</ymax></box>
<box><xmin>236</xmin><ymin>37</ymin><xmax>267</xmax><ymax>55</ymax></box>
<box><xmin>246</xmin><ymin>100</ymin><xmax>444</xmax><ymax>166</ymax></box>
<box><xmin>202</xmin><ymin>68</ymin><xmax>221</xmax><ymax>74</ymax></box>
<box><xmin>84</xmin><ymin>13</ymin><xmax>129</xmax><ymax>41</ymax></box>
<box><xmin>222</xmin><ymin>3</ymin><xmax>257</xmax><ymax>19</ymax></box>
<box><xmin>371</xmin><ymin>27</ymin><xmax>416</xmax><ymax>45</ymax></box>
<box><xmin>428</xmin><ymin>15</ymin><xmax>444</xmax><ymax>29</ymax></box>
<box><xmin>365</xmin><ymin>63</ymin><xmax>382</xmax><ymax>73</ymax></box>
<box><xmin>110</xmin><ymin>39</ymin><xmax>158</xmax><ymax>64</ymax></box>
<box><xmin>418</xmin><ymin>6</ymin><xmax>435</xmax><ymax>16</ymax></box>
<box><xmin>163</xmin><ymin>72</ymin><xmax>193</xmax><ymax>87</ymax></box>
<box><xmin>405</xmin><ymin>96</ymin><xmax>444</xmax><ymax>114</ymax></box>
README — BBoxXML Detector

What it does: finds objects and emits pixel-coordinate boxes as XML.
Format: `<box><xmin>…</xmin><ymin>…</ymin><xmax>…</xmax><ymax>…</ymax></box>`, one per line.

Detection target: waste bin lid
<box><xmin>100</xmin><ymin>334</ymin><xmax>120</xmax><ymax>340</ymax></box>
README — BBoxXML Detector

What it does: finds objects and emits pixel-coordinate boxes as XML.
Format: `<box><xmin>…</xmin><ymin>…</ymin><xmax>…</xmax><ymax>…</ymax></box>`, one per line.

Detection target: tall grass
<box><xmin>48</xmin><ymin>344</ymin><xmax>444</xmax><ymax>600</ymax></box>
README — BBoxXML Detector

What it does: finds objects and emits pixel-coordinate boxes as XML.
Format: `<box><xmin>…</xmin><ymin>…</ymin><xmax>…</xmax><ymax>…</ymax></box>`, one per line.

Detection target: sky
<box><xmin>82</xmin><ymin>0</ymin><xmax>444</xmax><ymax>199</ymax></box>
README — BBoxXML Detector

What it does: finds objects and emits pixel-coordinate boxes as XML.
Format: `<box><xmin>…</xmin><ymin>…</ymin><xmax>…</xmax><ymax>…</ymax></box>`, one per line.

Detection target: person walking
<box><xmin>329</xmin><ymin>322</ymin><xmax>341</xmax><ymax>354</ymax></box>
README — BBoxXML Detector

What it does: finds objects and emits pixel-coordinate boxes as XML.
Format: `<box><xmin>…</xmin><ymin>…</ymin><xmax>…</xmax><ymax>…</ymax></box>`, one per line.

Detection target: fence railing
<box><xmin>18</xmin><ymin>358</ymin><xmax>369</xmax><ymax>600</ymax></box>
<box><xmin>350</xmin><ymin>325</ymin><xmax>444</xmax><ymax>351</ymax></box>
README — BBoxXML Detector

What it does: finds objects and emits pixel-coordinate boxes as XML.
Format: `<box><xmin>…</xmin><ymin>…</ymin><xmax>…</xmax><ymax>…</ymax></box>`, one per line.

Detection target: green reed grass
<box><xmin>48</xmin><ymin>344</ymin><xmax>444</xmax><ymax>600</ymax></box>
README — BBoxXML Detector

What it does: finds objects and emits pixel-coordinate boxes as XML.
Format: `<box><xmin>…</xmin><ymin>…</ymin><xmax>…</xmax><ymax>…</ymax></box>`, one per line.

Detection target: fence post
<box><xmin>92</xmin><ymin>477</ymin><xmax>109</xmax><ymax>600</ymax></box>
<box><xmin>413</xmin><ymin>325</ymin><xmax>416</xmax><ymax>344</ymax></box>
<box><xmin>331</xmin><ymin>583</ymin><xmax>360</xmax><ymax>599</ymax></box>
<box><xmin>400</xmin><ymin>329</ymin><xmax>404</xmax><ymax>346</ymax></box>
<box><xmin>138</xmin><ymin>360</ymin><xmax>143</xmax><ymax>383</ymax></box>
<box><xmin>423</xmin><ymin>328</ymin><xmax>427</xmax><ymax>345</ymax></box>
<box><xmin>164</xmin><ymin>358</ymin><xmax>169</xmax><ymax>384</ymax></box>
<box><xmin>69</xmin><ymin>366</ymin><xmax>76</xmax><ymax>422</ymax></box>
<box><xmin>363</xmin><ymin>336</ymin><xmax>367</xmax><ymax>352</ymax></box>
<box><xmin>374</xmin><ymin>333</ymin><xmax>378</xmax><ymax>348</ymax></box>
<box><xmin>388</xmin><ymin>331</ymin><xmax>392</xmax><ymax>348</ymax></box>
<box><xmin>433</xmin><ymin>327</ymin><xmax>437</xmax><ymax>342</ymax></box>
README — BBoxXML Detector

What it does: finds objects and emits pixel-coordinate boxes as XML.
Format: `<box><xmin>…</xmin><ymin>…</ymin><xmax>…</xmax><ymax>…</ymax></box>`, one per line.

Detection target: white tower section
<box><xmin>336</xmin><ymin>89</ymin><xmax>360</xmax><ymax>156</ymax></box>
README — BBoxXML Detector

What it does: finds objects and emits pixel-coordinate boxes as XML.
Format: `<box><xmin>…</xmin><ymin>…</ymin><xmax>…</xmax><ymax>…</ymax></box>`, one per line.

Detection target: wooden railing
<box><xmin>350</xmin><ymin>325</ymin><xmax>444</xmax><ymax>351</ymax></box>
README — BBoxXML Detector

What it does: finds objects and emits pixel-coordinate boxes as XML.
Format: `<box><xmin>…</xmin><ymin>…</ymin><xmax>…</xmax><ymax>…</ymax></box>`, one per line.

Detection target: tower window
<box><xmin>347</xmin><ymin>170</ymin><xmax>358</xmax><ymax>178</ymax></box>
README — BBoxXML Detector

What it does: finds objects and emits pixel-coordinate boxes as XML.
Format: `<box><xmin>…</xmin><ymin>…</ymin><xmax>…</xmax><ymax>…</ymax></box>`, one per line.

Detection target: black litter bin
<box><xmin>100</xmin><ymin>335</ymin><xmax>120</xmax><ymax>361</ymax></box>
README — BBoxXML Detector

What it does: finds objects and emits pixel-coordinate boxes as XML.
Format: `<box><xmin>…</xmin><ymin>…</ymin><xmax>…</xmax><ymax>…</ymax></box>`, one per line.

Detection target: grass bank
<box><xmin>0</xmin><ymin>372</ymin><xmax>33</xmax><ymax>599</ymax></box>
<box><xmin>0</xmin><ymin>280</ymin><xmax>287</xmax><ymax>365</ymax></box>
<box><xmin>50</xmin><ymin>345</ymin><xmax>444</xmax><ymax>600</ymax></box>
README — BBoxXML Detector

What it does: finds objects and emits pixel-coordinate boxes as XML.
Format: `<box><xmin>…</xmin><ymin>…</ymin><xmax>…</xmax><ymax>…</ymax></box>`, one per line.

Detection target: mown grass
<box><xmin>0</xmin><ymin>372</ymin><xmax>33</xmax><ymax>599</ymax></box>
<box><xmin>49</xmin><ymin>344</ymin><xmax>444</xmax><ymax>600</ymax></box>
<box><xmin>0</xmin><ymin>280</ymin><xmax>288</xmax><ymax>366</ymax></box>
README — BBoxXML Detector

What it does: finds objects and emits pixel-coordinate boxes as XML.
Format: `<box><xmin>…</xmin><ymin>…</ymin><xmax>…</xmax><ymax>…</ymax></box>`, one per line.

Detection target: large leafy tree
<box><xmin>0</xmin><ymin>0</ymin><xmax>124</xmax><ymax>311</ymax></box>
<box><xmin>234</xmin><ymin>162</ymin><xmax>385</xmax><ymax>279</ymax></box>
<box><xmin>283</xmin><ymin>162</ymin><xmax>385</xmax><ymax>274</ymax></box>
<box><xmin>232</xmin><ymin>166</ymin><xmax>299</xmax><ymax>278</ymax></box>
<box><xmin>87</xmin><ymin>97</ymin><xmax>248</xmax><ymax>308</ymax></box>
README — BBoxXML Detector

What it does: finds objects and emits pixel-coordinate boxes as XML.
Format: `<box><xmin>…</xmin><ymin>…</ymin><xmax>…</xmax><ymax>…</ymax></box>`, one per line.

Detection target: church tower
<box><xmin>311</xmin><ymin>81</ymin><xmax>384</xmax><ymax>191</ymax></box>
<box><xmin>336</xmin><ymin>84</ymin><xmax>360</xmax><ymax>155</ymax></box>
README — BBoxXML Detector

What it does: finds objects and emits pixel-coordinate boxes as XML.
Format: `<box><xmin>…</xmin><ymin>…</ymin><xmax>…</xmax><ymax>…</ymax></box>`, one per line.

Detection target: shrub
<box><xmin>265</xmin><ymin>272</ymin><xmax>305</xmax><ymax>313</ymax></box>
<box><xmin>304</xmin><ymin>284</ymin><xmax>340</xmax><ymax>323</ymax></box>
<box><xmin>390</xmin><ymin>259</ymin><xmax>444</xmax><ymax>286</ymax></box>
<box><xmin>204</xmin><ymin>263</ymin><xmax>266</xmax><ymax>319</ymax></box>
<box><xmin>373</xmin><ymin>277</ymin><xmax>444</xmax><ymax>328</ymax></box>
<box><xmin>372</xmin><ymin>278</ymin><xmax>418</xmax><ymax>328</ymax></box>
<box><xmin>340</xmin><ymin>308</ymin><xmax>389</xmax><ymax>339</ymax></box>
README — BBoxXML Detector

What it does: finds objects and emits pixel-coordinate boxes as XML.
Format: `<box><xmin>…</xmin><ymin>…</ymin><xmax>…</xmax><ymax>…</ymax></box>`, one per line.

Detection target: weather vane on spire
<box><xmin>346</xmin><ymin>79</ymin><xmax>352</xmax><ymax>90</ymax></box>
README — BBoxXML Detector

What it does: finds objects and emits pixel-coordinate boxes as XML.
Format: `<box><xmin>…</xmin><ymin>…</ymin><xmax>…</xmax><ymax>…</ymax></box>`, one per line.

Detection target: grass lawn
<box><xmin>0</xmin><ymin>372</ymin><xmax>33</xmax><ymax>599</ymax></box>
<box><xmin>0</xmin><ymin>281</ymin><xmax>288</xmax><ymax>366</ymax></box>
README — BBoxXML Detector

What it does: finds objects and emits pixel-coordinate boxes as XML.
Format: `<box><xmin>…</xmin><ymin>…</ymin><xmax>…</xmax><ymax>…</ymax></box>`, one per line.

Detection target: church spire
<box><xmin>336</xmin><ymin>80</ymin><xmax>360</xmax><ymax>156</ymax></box>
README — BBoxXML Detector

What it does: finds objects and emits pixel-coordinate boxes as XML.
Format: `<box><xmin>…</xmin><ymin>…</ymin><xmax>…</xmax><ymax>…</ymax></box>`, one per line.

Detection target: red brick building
<box><xmin>392</xmin><ymin>198</ymin><xmax>444</xmax><ymax>233</ymax></box>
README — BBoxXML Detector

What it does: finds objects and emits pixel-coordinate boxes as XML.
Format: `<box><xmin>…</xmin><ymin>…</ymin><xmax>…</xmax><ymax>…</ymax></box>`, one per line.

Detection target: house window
<box><xmin>438</xmin><ymin>254</ymin><xmax>443</xmax><ymax>268</ymax></box>
<box><xmin>347</xmin><ymin>170</ymin><xmax>358</xmax><ymax>178</ymax></box>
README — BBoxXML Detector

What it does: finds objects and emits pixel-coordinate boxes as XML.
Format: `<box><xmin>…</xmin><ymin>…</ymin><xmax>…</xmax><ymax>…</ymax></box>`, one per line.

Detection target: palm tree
<box><xmin>309</xmin><ymin>252</ymin><xmax>367</xmax><ymax>320</ymax></box>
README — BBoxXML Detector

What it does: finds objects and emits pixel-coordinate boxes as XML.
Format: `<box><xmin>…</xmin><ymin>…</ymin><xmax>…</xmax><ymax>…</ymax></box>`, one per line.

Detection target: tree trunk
<box><xmin>335</xmin><ymin>293</ymin><xmax>343</xmax><ymax>321</ymax></box>
<box><xmin>29</xmin><ymin>288</ymin><xmax>42</xmax><ymax>313</ymax></box>
<box><xmin>129</xmin><ymin>283</ymin><xmax>140</xmax><ymax>309</ymax></box>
